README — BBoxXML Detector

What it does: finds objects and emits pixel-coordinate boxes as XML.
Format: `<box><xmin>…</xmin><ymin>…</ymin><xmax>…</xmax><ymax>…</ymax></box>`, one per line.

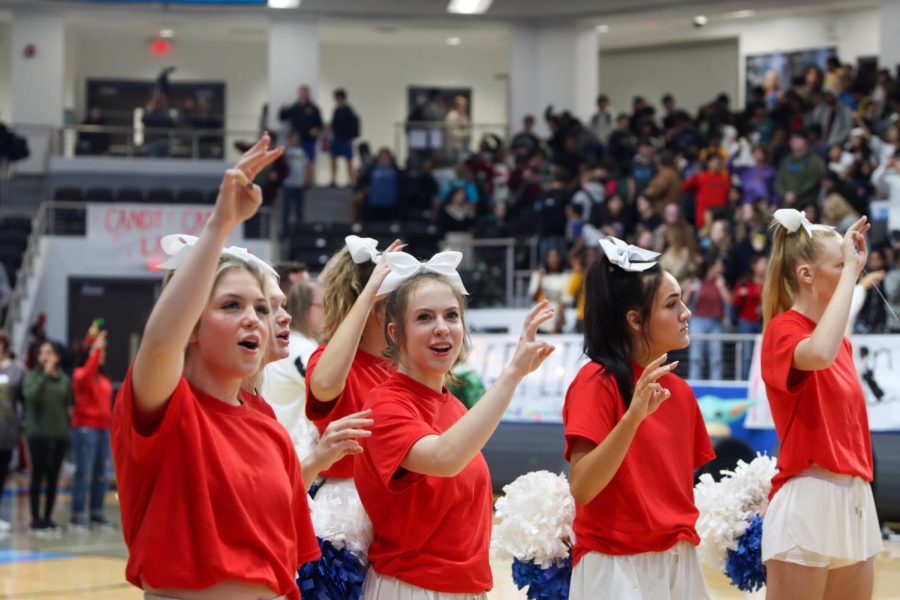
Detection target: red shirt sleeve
<box><xmin>762</xmin><ymin>314</ymin><xmax>812</xmax><ymax>397</ymax></box>
<box><xmin>563</xmin><ymin>366</ymin><xmax>621</xmax><ymax>461</ymax></box>
<box><xmin>304</xmin><ymin>345</ymin><xmax>339</xmax><ymax>420</ymax></box>
<box><xmin>114</xmin><ymin>366</ymin><xmax>187</xmax><ymax>466</ymax></box>
<box><xmin>366</xmin><ymin>395</ymin><xmax>437</xmax><ymax>492</ymax></box>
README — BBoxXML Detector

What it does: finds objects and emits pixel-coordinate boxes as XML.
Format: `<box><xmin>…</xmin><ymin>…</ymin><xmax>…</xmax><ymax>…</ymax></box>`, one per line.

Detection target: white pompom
<box><xmin>491</xmin><ymin>471</ymin><xmax>575</xmax><ymax>567</ymax></box>
<box><xmin>309</xmin><ymin>479</ymin><xmax>374</xmax><ymax>558</ymax></box>
<box><xmin>694</xmin><ymin>454</ymin><xmax>778</xmax><ymax>570</ymax></box>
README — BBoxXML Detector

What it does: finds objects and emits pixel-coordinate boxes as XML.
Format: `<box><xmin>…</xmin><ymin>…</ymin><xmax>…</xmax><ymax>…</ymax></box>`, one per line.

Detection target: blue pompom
<box><xmin>297</xmin><ymin>538</ymin><xmax>366</xmax><ymax>600</ymax></box>
<box><xmin>511</xmin><ymin>556</ymin><xmax>571</xmax><ymax>600</ymax></box>
<box><xmin>725</xmin><ymin>513</ymin><xmax>767</xmax><ymax>592</ymax></box>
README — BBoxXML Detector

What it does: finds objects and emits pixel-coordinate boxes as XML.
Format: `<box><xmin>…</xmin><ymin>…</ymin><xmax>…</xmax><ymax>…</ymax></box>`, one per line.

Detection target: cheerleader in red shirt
<box><xmin>564</xmin><ymin>236</ymin><xmax>714</xmax><ymax>600</ymax></box>
<box><xmin>304</xmin><ymin>235</ymin><xmax>403</xmax><ymax>488</ymax></box>
<box><xmin>354</xmin><ymin>251</ymin><xmax>555</xmax><ymax>598</ymax></box>
<box><xmin>760</xmin><ymin>209</ymin><xmax>882</xmax><ymax>600</ymax></box>
<box><xmin>111</xmin><ymin>135</ymin><xmax>320</xmax><ymax>600</ymax></box>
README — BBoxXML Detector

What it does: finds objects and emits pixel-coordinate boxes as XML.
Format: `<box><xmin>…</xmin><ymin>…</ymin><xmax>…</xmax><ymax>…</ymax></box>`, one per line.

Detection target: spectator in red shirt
<box><xmin>733</xmin><ymin>254</ymin><xmax>767</xmax><ymax>379</ymax></box>
<box><xmin>681</xmin><ymin>154</ymin><xmax>730</xmax><ymax>228</ymax></box>
<box><xmin>69</xmin><ymin>327</ymin><xmax>113</xmax><ymax>529</ymax></box>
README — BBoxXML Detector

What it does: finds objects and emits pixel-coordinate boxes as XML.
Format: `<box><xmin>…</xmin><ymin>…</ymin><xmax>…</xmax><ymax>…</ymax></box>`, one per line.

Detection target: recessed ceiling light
<box><xmin>447</xmin><ymin>0</ymin><xmax>493</xmax><ymax>15</ymax></box>
<box><xmin>596</xmin><ymin>24</ymin><xmax>610</xmax><ymax>34</ymax></box>
<box><xmin>268</xmin><ymin>0</ymin><xmax>300</xmax><ymax>8</ymax></box>
<box><xmin>727</xmin><ymin>9</ymin><xmax>755</xmax><ymax>19</ymax></box>
<box><xmin>693</xmin><ymin>15</ymin><xmax>709</xmax><ymax>26</ymax></box>
<box><xmin>159</xmin><ymin>29</ymin><xmax>174</xmax><ymax>39</ymax></box>
<box><xmin>446</xmin><ymin>36</ymin><xmax>462</xmax><ymax>46</ymax></box>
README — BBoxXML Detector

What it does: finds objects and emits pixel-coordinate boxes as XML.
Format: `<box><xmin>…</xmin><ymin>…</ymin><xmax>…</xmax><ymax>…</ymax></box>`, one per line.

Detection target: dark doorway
<box><xmin>68</xmin><ymin>278</ymin><xmax>161</xmax><ymax>383</ymax></box>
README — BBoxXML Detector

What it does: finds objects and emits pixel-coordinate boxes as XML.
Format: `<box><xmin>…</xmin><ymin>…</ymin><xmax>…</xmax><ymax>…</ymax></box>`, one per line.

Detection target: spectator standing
<box><xmin>775</xmin><ymin>129</ymin><xmax>825</xmax><ymax>210</ymax></box>
<box><xmin>681</xmin><ymin>154</ymin><xmax>730</xmax><ymax>228</ymax></box>
<box><xmin>24</xmin><ymin>341</ymin><xmax>71</xmax><ymax>532</ymax></box>
<box><xmin>659</xmin><ymin>223</ymin><xmax>698</xmax><ymax>283</ymax></box>
<box><xmin>589</xmin><ymin>95</ymin><xmax>615</xmax><ymax>145</ymax></box>
<box><xmin>643</xmin><ymin>150</ymin><xmax>682</xmax><ymax>210</ymax></box>
<box><xmin>352</xmin><ymin>148</ymin><xmax>401</xmax><ymax>222</ymax></box>
<box><xmin>329</xmin><ymin>89</ymin><xmax>360</xmax><ymax>187</ymax></box>
<box><xmin>445</xmin><ymin>95</ymin><xmax>473</xmax><ymax>163</ymax></box>
<box><xmin>871</xmin><ymin>149</ymin><xmax>900</xmax><ymax>236</ymax></box>
<box><xmin>0</xmin><ymin>332</ymin><xmax>24</xmax><ymax>531</ymax></box>
<box><xmin>528</xmin><ymin>249</ymin><xmax>572</xmax><ymax>334</ymax></box>
<box><xmin>733</xmin><ymin>254</ymin><xmax>767</xmax><ymax>379</ymax></box>
<box><xmin>730</xmin><ymin>142</ymin><xmax>778</xmax><ymax>206</ymax></box>
<box><xmin>280</xmin><ymin>131</ymin><xmax>309</xmax><ymax>247</ymax></box>
<box><xmin>69</xmin><ymin>327</ymin><xmax>113</xmax><ymax>529</ymax></box>
<box><xmin>855</xmin><ymin>248</ymin><xmax>890</xmax><ymax>333</ymax></box>
<box><xmin>278</xmin><ymin>85</ymin><xmax>323</xmax><ymax>185</ymax></box>
<box><xmin>142</xmin><ymin>95</ymin><xmax>174</xmax><ymax>158</ymax></box>
<box><xmin>809</xmin><ymin>90</ymin><xmax>855</xmax><ymax>146</ymax></box>
<box><xmin>686</xmin><ymin>254</ymin><xmax>732</xmax><ymax>381</ymax></box>
<box><xmin>510</xmin><ymin>115</ymin><xmax>541</xmax><ymax>165</ymax></box>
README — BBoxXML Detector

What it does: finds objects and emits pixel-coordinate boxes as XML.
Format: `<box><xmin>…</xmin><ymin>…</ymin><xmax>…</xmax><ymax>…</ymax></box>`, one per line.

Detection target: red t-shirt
<box><xmin>111</xmin><ymin>366</ymin><xmax>320</xmax><ymax>599</ymax></box>
<box><xmin>682</xmin><ymin>171</ymin><xmax>730</xmax><ymax>228</ymax></box>
<box><xmin>72</xmin><ymin>347</ymin><xmax>113</xmax><ymax>429</ymax></box>
<box><xmin>563</xmin><ymin>361</ymin><xmax>714</xmax><ymax>563</ymax></box>
<box><xmin>354</xmin><ymin>372</ymin><xmax>493</xmax><ymax>593</ymax></box>
<box><xmin>305</xmin><ymin>345</ymin><xmax>394</xmax><ymax>478</ymax></box>
<box><xmin>735</xmin><ymin>280</ymin><xmax>763</xmax><ymax>323</ymax></box>
<box><xmin>761</xmin><ymin>310</ymin><xmax>873</xmax><ymax>498</ymax></box>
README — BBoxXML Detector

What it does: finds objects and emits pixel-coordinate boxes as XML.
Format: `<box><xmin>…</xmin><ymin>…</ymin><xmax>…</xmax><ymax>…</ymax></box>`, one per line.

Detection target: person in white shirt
<box><xmin>262</xmin><ymin>279</ymin><xmax>326</xmax><ymax>459</ymax></box>
<box><xmin>871</xmin><ymin>149</ymin><xmax>900</xmax><ymax>236</ymax></box>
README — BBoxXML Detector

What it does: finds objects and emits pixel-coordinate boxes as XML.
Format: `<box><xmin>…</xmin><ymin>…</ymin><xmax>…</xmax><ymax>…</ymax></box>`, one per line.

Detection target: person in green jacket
<box><xmin>23</xmin><ymin>341</ymin><xmax>72</xmax><ymax>533</ymax></box>
<box><xmin>775</xmin><ymin>129</ymin><xmax>825</xmax><ymax>210</ymax></box>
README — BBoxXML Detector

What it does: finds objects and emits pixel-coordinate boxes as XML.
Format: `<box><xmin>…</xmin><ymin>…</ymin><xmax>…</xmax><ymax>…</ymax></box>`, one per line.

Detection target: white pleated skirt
<box><xmin>361</xmin><ymin>568</ymin><xmax>488</xmax><ymax>600</ymax></box>
<box><xmin>569</xmin><ymin>540</ymin><xmax>710</xmax><ymax>600</ymax></box>
<box><xmin>762</xmin><ymin>466</ymin><xmax>883</xmax><ymax>569</ymax></box>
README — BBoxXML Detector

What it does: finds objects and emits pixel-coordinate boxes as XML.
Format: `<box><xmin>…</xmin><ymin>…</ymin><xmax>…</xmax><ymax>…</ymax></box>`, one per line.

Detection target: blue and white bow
<box><xmin>345</xmin><ymin>235</ymin><xmax>381</xmax><ymax>264</ymax></box>
<box><xmin>158</xmin><ymin>233</ymin><xmax>278</xmax><ymax>278</ymax></box>
<box><xmin>599</xmin><ymin>236</ymin><xmax>660</xmax><ymax>272</ymax></box>
<box><xmin>377</xmin><ymin>251</ymin><xmax>469</xmax><ymax>296</ymax></box>
<box><xmin>773</xmin><ymin>208</ymin><xmax>834</xmax><ymax>237</ymax></box>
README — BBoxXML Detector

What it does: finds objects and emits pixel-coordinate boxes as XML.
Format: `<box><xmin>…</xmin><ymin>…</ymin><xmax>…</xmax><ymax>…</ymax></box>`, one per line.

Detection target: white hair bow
<box><xmin>773</xmin><ymin>208</ymin><xmax>834</xmax><ymax>237</ymax></box>
<box><xmin>158</xmin><ymin>233</ymin><xmax>278</xmax><ymax>278</ymax></box>
<box><xmin>599</xmin><ymin>236</ymin><xmax>660</xmax><ymax>272</ymax></box>
<box><xmin>376</xmin><ymin>251</ymin><xmax>469</xmax><ymax>296</ymax></box>
<box><xmin>345</xmin><ymin>235</ymin><xmax>381</xmax><ymax>264</ymax></box>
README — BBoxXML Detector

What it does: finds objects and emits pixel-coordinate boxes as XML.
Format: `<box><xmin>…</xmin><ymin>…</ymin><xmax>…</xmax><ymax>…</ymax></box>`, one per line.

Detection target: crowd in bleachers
<box><xmin>327</xmin><ymin>60</ymin><xmax>900</xmax><ymax>354</ymax></box>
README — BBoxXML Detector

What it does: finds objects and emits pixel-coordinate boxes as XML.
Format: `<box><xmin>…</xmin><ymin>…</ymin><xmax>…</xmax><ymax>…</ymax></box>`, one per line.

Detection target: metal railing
<box><xmin>56</xmin><ymin>124</ymin><xmax>263</xmax><ymax>161</ymax></box>
<box><xmin>437</xmin><ymin>235</ymin><xmax>539</xmax><ymax>309</ymax></box>
<box><xmin>394</xmin><ymin>121</ymin><xmax>510</xmax><ymax>165</ymax></box>
<box><xmin>1</xmin><ymin>202</ymin><xmax>49</xmax><ymax>351</ymax></box>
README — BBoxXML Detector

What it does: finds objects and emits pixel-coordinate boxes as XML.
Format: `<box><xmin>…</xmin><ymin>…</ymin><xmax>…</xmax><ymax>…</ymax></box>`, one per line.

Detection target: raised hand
<box><xmin>506</xmin><ymin>300</ymin><xmax>556</xmax><ymax>379</ymax></box>
<box><xmin>364</xmin><ymin>239</ymin><xmax>404</xmax><ymax>301</ymax></box>
<box><xmin>842</xmin><ymin>216</ymin><xmax>870</xmax><ymax>275</ymax></box>
<box><xmin>309</xmin><ymin>409</ymin><xmax>374</xmax><ymax>472</ymax></box>
<box><xmin>212</xmin><ymin>133</ymin><xmax>284</xmax><ymax>229</ymax></box>
<box><xmin>625</xmin><ymin>354</ymin><xmax>678</xmax><ymax>424</ymax></box>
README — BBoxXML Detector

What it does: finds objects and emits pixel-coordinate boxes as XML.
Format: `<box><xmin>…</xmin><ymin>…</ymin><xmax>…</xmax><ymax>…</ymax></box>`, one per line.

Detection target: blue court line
<box><xmin>0</xmin><ymin>549</ymin><xmax>70</xmax><ymax>564</ymax></box>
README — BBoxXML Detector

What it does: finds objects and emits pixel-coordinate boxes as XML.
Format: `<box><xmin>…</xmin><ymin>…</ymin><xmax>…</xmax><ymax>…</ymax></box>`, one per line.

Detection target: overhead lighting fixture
<box><xmin>596</xmin><ymin>24</ymin><xmax>610</xmax><ymax>34</ymax></box>
<box><xmin>446</xmin><ymin>36</ymin><xmax>462</xmax><ymax>46</ymax></box>
<box><xmin>268</xmin><ymin>0</ymin><xmax>300</xmax><ymax>8</ymax></box>
<box><xmin>727</xmin><ymin>9</ymin><xmax>755</xmax><ymax>19</ymax></box>
<box><xmin>159</xmin><ymin>29</ymin><xmax>174</xmax><ymax>39</ymax></box>
<box><xmin>693</xmin><ymin>15</ymin><xmax>709</xmax><ymax>27</ymax></box>
<box><xmin>447</xmin><ymin>0</ymin><xmax>493</xmax><ymax>15</ymax></box>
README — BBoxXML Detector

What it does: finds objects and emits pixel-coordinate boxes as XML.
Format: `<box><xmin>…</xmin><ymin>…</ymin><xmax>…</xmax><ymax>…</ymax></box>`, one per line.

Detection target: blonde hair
<box><xmin>383</xmin><ymin>272</ymin><xmax>470</xmax><ymax>385</ymax></box>
<box><xmin>822</xmin><ymin>193</ymin><xmax>857</xmax><ymax>227</ymax></box>
<box><xmin>762</xmin><ymin>220</ymin><xmax>838</xmax><ymax>328</ymax></box>
<box><xmin>287</xmin><ymin>279</ymin><xmax>323</xmax><ymax>339</ymax></box>
<box><xmin>321</xmin><ymin>247</ymin><xmax>375</xmax><ymax>341</ymax></box>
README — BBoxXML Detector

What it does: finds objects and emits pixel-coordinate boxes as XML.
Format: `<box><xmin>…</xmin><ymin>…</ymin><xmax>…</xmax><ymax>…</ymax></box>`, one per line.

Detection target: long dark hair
<box><xmin>583</xmin><ymin>254</ymin><xmax>664</xmax><ymax>406</ymax></box>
